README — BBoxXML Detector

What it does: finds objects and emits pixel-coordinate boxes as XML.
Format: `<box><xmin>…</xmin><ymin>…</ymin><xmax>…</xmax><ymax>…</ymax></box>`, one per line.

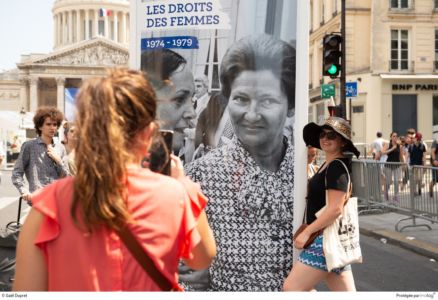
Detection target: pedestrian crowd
<box><xmin>369</xmin><ymin>128</ymin><xmax>437</xmax><ymax>199</ymax></box>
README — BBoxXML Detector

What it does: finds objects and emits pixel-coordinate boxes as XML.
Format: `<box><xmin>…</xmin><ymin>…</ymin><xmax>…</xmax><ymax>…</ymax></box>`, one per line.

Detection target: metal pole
<box><xmin>340</xmin><ymin>0</ymin><xmax>346</xmax><ymax>119</ymax></box>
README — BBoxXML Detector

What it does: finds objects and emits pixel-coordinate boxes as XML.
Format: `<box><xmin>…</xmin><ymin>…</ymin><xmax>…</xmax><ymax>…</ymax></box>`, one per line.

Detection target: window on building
<box><xmin>391</xmin><ymin>29</ymin><xmax>409</xmax><ymax>70</ymax></box>
<box><xmin>98</xmin><ymin>20</ymin><xmax>105</xmax><ymax>36</ymax></box>
<box><xmin>194</xmin><ymin>29</ymin><xmax>224</xmax><ymax>92</ymax></box>
<box><xmin>308</xmin><ymin>106</ymin><xmax>314</xmax><ymax>123</ymax></box>
<box><xmin>110</xmin><ymin>21</ymin><xmax>114</xmax><ymax>40</ymax></box>
<box><xmin>353</xmin><ymin>106</ymin><xmax>364</xmax><ymax>113</ymax></box>
<box><xmin>316</xmin><ymin>102</ymin><xmax>326</xmax><ymax>124</ymax></box>
<box><xmin>333</xmin><ymin>0</ymin><xmax>338</xmax><ymax>15</ymax></box>
<box><xmin>309</xmin><ymin>54</ymin><xmax>313</xmax><ymax>89</ymax></box>
<box><xmin>265</xmin><ymin>0</ymin><xmax>283</xmax><ymax>37</ymax></box>
<box><xmin>433</xmin><ymin>96</ymin><xmax>438</xmax><ymax>126</ymax></box>
<box><xmin>390</xmin><ymin>0</ymin><xmax>410</xmax><ymax>9</ymax></box>
<box><xmin>320</xmin><ymin>0</ymin><xmax>324</xmax><ymax>25</ymax></box>
<box><xmin>83</xmin><ymin>20</ymin><xmax>92</xmax><ymax>38</ymax></box>
<box><xmin>435</xmin><ymin>30</ymin><xmax>438</xmax><ymax>70</ymax></box>
<box><xmin>310</xmin><ymin>0</ymin><xmax>313</xmax><ymax>31</ymax></box>
<box><xmin>436</xmin><ymin>0</ymin><xmax>438</xmax><ymax>8</ymax></box>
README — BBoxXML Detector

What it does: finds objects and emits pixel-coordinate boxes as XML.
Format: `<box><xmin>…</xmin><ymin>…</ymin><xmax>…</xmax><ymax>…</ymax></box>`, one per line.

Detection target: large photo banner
<box><xmin>130</xmin><ymin>0</ymin><xmax>308</xmax><ymax>291</ymax></box>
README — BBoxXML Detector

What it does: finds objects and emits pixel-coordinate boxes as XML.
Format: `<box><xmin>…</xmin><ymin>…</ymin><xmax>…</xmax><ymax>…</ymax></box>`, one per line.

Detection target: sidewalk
<box><xmin>359</xmin><ymin>211</ymin><xmax>438</xmax><ymax>260</ymax></box>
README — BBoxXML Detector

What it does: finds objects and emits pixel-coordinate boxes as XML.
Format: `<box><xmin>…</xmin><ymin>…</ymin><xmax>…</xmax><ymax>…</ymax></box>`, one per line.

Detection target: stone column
<box><xmin>29</xmin><ymin>77</ymin><xmax>39</xmax><ymax>113</ymax></box>
<box><xmin>19</xmin><ymin>77</ymin><xmax>29</xmax><ymax>111</ymax></box>
<box><xmin>68</xmin><ymin>11</ymin><xmax>73</xmax><ymax>44</ymax></box>
<box><xmin>113</xmin><ymin>12</ymin><xmax>118</xmax><ymax>42</ymax></box>
<box><xmin>94</xmin><ymin>9</ymin><xmax>99</xmax><ymax>37</ymax></box>
<box><xmin>76</xmin><ymin>10</ymin><xmax>81</xmax><ymax>42</ymax></box>
<box><xmin>56</xmin><ymin>13</ymin><xmax>60</xmax><ymax>46</ymax></box>
<box><xmin>55</xmin><ymin>14</ymin><xmax>58</xmax><ymax>47</ymax></box>
<box><xmin>53</xmin><ymin>15</ymin><xmax>57</xmax><ymax>47</ymax></box>
<box><xmin>121</xmin><ymin>12</ymin><xmax>127</xmax><ymax>44</ymax></box>
<box><xmin>57</xmin><ymin>13</ymin><xmax>61</xmax><ymax>46</ymax></box>
<box><xmin>56</xmin><ymin>77</ymin><xmax>65</xmax><ymax>114</ymax></box>
<box><xmin>63</xmin><ymin>12</ymin><xmax>68</xmax><ymax>44</ymax></box>
<box><xmin>85</xmin><ymin>9</ymin><xmax>89</xmax><ymax>40</ymax></box>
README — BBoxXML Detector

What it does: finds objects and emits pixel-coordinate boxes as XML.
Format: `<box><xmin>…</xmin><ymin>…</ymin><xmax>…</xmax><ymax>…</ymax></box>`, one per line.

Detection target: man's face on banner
<box><xmin>228</xmin><ymin>70</ymin><xmax>289</xmax><ymax>152</ymax></box>
<box><xmin>155</xmin><ymin>66</ymin><xmax>195</xmax><ymax>152</ymax></box>
<box><xmin>194</xmin><ymin>78</ymin><xmax>208</xmax><ymax>98</ymax></box>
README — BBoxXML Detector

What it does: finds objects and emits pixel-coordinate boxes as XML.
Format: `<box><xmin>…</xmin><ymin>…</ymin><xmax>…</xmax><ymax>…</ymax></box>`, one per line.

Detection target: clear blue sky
<box><xmin>0</xmin><ymin>0</ymin><xmax>54</xmax><ymax>71</ymax></box>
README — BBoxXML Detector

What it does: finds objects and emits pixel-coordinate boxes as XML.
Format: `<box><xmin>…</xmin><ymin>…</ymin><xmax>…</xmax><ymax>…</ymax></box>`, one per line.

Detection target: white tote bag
<box><xmin>322</xmin><ymin>159</ymin><xmax>363</xmax><ymax>272</ymax></box>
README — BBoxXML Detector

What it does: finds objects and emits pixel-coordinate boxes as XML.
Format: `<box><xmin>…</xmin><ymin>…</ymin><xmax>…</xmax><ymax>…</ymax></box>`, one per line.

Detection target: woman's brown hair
<box><xmin>72</xmin><ymin>68</ymin><xmax>157</xmax><ymax>231</ymax></box>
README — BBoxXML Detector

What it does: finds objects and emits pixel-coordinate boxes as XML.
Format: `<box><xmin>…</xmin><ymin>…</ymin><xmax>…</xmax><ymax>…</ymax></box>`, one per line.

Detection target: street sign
<box><xmin>321</xmin><ymin>84</ymin><xmax>335</xmax><ymax>99</ymax></box>
<box><xmin>346</xmin><ymin>82</ymin><xmax>358</xmax><ymax>97</ymax></box>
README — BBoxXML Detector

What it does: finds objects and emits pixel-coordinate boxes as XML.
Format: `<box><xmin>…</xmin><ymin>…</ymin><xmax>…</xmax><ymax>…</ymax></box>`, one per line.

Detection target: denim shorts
<box><xmin>298</xmin><ymin>234</ymin><xmax>351</xmax><ymax>275</ymax></box>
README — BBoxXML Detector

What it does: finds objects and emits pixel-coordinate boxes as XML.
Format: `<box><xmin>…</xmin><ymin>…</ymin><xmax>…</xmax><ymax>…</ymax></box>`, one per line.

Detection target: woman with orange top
<box><xmin>13</xmin><ymin>69</ymin><xmax>216</xmax><ymax>291</ymax></box>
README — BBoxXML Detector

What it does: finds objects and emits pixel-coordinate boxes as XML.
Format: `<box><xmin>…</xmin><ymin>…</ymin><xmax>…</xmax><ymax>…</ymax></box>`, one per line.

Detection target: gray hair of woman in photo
<box><xmin>219</xmin><ymin>34</ymin><xmax>296</xmax><ymax>110</ymax></box>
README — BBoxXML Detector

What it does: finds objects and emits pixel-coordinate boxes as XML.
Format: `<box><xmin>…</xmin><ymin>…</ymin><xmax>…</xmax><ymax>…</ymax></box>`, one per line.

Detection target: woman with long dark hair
<box><xmin>382</xmin><ymin>132</ymin><xmax>404</xmax><ymax>201</ymax></box>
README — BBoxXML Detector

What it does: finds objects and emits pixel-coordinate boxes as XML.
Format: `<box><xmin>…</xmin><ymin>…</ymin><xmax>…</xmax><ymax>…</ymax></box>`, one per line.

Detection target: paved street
<box><xmin>1</xmin><ymin>169</ymin><xmax>21</xmax><ymax>198</ymax></box>
<box><xmin>317</xmin><ymin>234</ymin><xmax>438</xmax><ymax>291</ymax></box>
<box><xmin>0</xmin><ymin>169</ymin><xmax>28</xmax><ymax>230</ymax></box>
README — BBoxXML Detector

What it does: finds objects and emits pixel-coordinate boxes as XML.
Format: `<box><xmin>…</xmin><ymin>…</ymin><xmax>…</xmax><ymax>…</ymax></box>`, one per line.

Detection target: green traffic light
<box><xmin>328</xmin><ymin>64</ymin><xmax>338</xmax><ymax>75</ymax></box>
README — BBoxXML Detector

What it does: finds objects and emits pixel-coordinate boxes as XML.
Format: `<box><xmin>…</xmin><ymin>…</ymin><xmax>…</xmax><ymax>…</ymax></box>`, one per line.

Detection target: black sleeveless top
<box><xmin>386</xmin><ymin>142</ymin><xmax>401</xmax><ymax>162</ymax></box>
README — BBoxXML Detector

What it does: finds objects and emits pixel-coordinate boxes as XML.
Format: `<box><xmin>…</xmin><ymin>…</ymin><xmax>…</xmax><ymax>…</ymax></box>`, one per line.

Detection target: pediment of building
<box><xmin>20</xmin><ymin>38</ymin><xmax>129</xmax><ymax>68</ymax></box>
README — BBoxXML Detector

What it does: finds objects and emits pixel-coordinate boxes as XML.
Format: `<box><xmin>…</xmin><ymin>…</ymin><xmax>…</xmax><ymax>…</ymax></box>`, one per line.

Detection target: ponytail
<box><xmin>72</xmin><ymin>69</ymin><xmax>156</xmax><ymax>231</ymax></box>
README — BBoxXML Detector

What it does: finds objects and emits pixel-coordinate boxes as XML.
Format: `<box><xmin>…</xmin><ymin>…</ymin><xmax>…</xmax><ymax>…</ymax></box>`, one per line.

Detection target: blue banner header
<box><xmin>141</xmin><ymin>36</ymin><xmax>199</xmax><ymax>50</ymax></box>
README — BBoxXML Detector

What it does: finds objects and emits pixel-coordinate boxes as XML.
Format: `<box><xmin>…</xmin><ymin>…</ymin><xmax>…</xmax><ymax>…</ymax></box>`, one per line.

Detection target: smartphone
<box><xmin>147</xmin><ymin>130</ymin><xmax>174</xmax><ymax>176</ymax></box>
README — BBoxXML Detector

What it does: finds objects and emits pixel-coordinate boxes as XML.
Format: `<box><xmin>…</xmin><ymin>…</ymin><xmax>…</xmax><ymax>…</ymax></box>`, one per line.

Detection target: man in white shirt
<box><xmin>371</xmin><ymin>131</ymin><xmax>386</xmax><ymax>161</ymax></box>
<box><xmin>193</xmin><ymin>74</ymin><xmax>210</xmax><ymax>119</ymax></box>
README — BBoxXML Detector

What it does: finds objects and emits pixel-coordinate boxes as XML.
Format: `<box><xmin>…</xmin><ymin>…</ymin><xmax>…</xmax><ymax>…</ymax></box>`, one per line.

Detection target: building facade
<box><xmin>0</xmin><ymin>0</ymin><xmax>130</xmax><ymax>115</ymax></box>
<box><xmin>0</xmin><ymin>0</ymin><xmax>130</xmax><ymax>167</ymax></box>
<box><xmin>309</xmin><ymin>0</ymin><xmax>438</xmax><ymax>145</ymax></box>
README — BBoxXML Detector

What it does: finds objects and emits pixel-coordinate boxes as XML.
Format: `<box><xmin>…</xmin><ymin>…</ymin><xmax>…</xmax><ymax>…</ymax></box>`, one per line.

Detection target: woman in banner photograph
<box><xmin>140</xmin><ymin>48</ymin><xmax>196</xmax><ymax>162</ymax></box>
<box><xmin>182</xmin><ymin>34</ymin><xmax>296</xmax><ymax>291</ymax></box>
<box><xmin>283</xmin><ymin>117</ymin><xmax>360</xmax><ymax>292</ymax></box>
<box><xmin>13</xmin><ymin>69</ymin><xmax>216</xmax><ymax>291</ymax></box>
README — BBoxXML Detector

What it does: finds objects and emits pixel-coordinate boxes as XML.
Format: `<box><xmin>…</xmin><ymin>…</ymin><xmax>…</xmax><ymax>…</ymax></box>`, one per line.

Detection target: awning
<box><xmin>380</xmin><ymin>74</ymin><xmax>438</xmax><ymax>79</ymax></box>
<box><xmin>0</xmin><ymin>111</ymin><xmax>34</xmax><ymax>131</ymax></box>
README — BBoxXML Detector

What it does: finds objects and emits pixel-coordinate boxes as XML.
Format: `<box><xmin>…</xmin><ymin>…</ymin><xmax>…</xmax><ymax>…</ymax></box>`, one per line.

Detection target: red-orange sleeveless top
<box><xmin>31</xmin><ymin>167</ymin><xmax>207</xmax><ymax>291</ymax></box>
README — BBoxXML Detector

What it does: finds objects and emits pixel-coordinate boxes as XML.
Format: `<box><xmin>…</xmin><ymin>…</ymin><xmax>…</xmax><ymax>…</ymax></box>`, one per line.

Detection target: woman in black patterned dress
<box><xmin>182</xmin><ymin>34</ymin><xmax>296</xmax><ymax>291</ymax></box>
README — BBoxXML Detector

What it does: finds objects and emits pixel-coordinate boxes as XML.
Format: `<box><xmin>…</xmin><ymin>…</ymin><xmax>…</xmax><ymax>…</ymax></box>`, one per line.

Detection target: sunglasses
<box><xmin>319</xmin><ymin>131</ymin><xmax>338</xmax><ymax>140</ymax></box>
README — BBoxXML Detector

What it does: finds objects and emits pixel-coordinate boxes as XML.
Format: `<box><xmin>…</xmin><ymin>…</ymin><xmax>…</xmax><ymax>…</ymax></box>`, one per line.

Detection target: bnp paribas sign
<box><xmin>392</xmin><ymin>84</ymin><xmax>438</xmax><ymax>91</ymax></box>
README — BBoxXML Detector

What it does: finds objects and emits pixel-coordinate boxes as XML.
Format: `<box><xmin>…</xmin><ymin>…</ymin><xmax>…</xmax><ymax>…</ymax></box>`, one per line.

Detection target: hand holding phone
<box><xmin>147</xmin><ymin>130</ymin><xmax>174</xmax><ymax>175</ymax></box>
<box><xmin>170</xmin><ymin>155</ymin><xmax>185</xmax><ymax>179</ymax></box>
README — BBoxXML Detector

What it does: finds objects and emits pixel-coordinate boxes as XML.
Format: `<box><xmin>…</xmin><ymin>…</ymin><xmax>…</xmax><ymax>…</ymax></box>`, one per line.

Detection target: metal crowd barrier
<box><xmin>351</xmin><ymin>160</ymin><xmax>438</xmax><ymax>232</ymax></box>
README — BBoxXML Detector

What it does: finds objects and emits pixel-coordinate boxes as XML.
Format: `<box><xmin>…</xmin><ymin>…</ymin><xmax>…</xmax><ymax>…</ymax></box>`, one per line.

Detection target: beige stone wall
<box><xmin>372</xmin><ymin>0</ymin><xmax>438</xmax><ymax>74</ymax></box>
<box><xmin>310</xmin><ymin>0</ymin><xmax>438</xmax><ymax>144</ymax></box>
<box><xmin>0</xmin><ymin>80</ymin><xmax>22</xmax><ymax>111</ymax></box>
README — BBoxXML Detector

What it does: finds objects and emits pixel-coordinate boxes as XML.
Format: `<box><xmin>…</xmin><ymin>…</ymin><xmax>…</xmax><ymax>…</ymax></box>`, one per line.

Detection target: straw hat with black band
<box><xmin>303</xmin><ymin>116</ymin><xmax>360</xmax><ymax>159</ymax></box>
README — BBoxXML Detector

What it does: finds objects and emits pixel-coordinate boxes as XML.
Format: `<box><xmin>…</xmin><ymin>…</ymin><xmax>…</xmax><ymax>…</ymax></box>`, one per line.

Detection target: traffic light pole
<box><xmin>340</xmin><ymin>0</ymin><xmax>346</xmax><ymax>119</ymax></box>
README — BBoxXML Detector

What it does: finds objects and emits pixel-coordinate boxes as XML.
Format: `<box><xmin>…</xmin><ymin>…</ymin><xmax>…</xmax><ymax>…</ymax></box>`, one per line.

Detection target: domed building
<box><xmin>0</xmin><ymin>0</ymin><xmax>129</xmax><ymax>116</ymax></box>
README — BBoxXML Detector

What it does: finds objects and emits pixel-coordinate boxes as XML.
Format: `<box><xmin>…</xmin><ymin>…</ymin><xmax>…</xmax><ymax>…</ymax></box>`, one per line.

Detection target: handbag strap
<box><xmin>325</xmin><ymin>159</ymin><xmax>353</xmax><ymax>204</ymax></box>
<box><xmin>115</xmin><ymin>226</ymin><xmax>175</xmax><ymax>291</ymax></box>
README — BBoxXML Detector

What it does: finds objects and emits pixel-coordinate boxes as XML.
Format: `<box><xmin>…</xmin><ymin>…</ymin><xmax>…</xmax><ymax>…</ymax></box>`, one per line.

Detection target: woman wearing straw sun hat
<box><xmin>283</xmin><ymin>116</ymin><xmax>360</xmax><ymax>292</ymax></box>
